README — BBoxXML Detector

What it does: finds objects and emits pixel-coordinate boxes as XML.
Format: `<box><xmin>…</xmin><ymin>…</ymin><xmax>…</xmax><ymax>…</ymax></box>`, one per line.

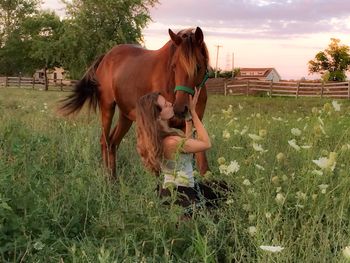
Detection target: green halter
<box><xmin>174</xmin><ymin>70</ymin><xmax>209</xmax><ymax>95</ymax></box>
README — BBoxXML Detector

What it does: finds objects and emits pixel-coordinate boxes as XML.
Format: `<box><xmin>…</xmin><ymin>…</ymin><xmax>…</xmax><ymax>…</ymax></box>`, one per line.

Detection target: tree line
<box><xmin>0</xmin><ymin>0</ymin><xmax>158</xmax><ymax>89</ymax></box>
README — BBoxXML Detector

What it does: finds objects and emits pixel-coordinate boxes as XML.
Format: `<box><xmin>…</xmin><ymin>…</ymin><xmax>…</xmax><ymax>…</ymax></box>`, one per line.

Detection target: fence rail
<box><xmin>0</xmin><ymin>76</ymin><xmax>78</xmax><ymax>91</ymax></box>
<box><xmin>1</xmin><ymin>76</ymin><xmax>350</xmax><ymax>99</ymax></box>
<box><xmin>206</xmin><ymin>79</ymin><xmax>350</xmax><ymax>99</ymax></box>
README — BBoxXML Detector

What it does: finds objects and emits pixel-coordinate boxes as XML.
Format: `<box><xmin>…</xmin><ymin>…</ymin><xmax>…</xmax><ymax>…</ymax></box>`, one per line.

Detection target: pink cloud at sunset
<box><xmin>43</xmin><ymin>0</ymin><xmax>350</xmax><ymax>80</ymax></box>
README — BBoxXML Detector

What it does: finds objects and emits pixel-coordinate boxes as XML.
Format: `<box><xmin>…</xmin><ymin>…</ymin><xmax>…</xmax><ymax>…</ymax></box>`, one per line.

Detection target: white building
<box><xmin>236</xmin><ymin>68</ymin><xmax>281</xmax><ymax>82</ymax></box>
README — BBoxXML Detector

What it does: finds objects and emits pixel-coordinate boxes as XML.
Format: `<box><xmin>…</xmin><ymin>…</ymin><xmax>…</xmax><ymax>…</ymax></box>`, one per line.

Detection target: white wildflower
<box><xmin>265</xmin><ymin>212</ymin><xmax>272</xmax><ymax>219</ymax></box>
<box><xmin>219</xmin><ymin>164</ymin><xmax>228</xmax><ymax>174</ymax></box>
<box><xmin>296</xmin><ymin>191</ymin><xmax>307</xmax><ymax>200</ymax></box>
<box><xmin>248</xmin><ymin>133</ymin><xmax>263</xmax><ymax>141</ymax></box>
<box><xmin>226</xmin><ymin>160</ymin><xmax>240</xmax><ymax>174</ymax></box>
<box><xmin>318</xmin><ymin>184</ymin><xmax>329</xmax><ymax>194</ymax></box>
<box><xmin>217</xmin><ymin>157</ymin><xmax>226</xmax><ymax>165</ymax></box>
<box><xmin>223</xmin><ymin>130</ymin><xmax>231</xmax><ymax>139</ymax></box>
<box><xmin>248</xmin><ymin>214</ymin><xmax>256</xmax><ymax>222</ymax></box>
<box><xmin>248</xmin><ymin>226</ymin><xmax>257</xmax><ymax>236</ymax></box>
<box><xmin>252</xmin><ymin>143</ymin><xmax>268</xmax><ymax>153</ymax></box>
<box><xmin>34</xmin><ymin>241</ymin><xmax>45</xmax><ymax>250</ymax></box>
<box><xmin>222</xmin><ymin>105</ymin><xmax>233</xmax><ymax>117</ymax></box>
<box><xmin>276</xmin><ymin>152</ymin><xmax>286</xmax><ymax>163</ymax></box>
<box><xmin>301</xmin><ymin>145</ymin><xmax>312</xmax><ymax>149</ymax></box>
<box><xmin>312</xmin><ymin>152</ymin><xmax>337</xmax><ymax>171</ymax></box>
<box><xmin>342</xmin><ymin>246</ymin><xmax>350</xmax><ymax>259</ymax></box>
<box><xmin>341</xmin><ymin>144</ymin><xmax>350</xmax><ymax>152</ymax></box>
<box><xmin>243</xmin><ymin>179</ymin><xmax>251</xmax><ymax>186</ymax></box>
<box><xmin>219</xmin><ymin>161</ymin><xmax>240</xmax><ymax>175</ymax></box>
<box><xmin>312</xmin><ymin>170</ymin><xmax>323</xmax><ymax>176</ymax></box>
<box><xmin>259</xmin><ymin>245</ymin><xmax>284</xmax><ymax>253</ymax></box>
<box><xmin>288</xmin><ymin>139</ymin><xmax>300</xmax><ymax>151</ymax></box>
<box><xmin>275</xmin><ymin>193</ymin><xmax>285</xmax><ymax>204</ymax></box>
<box><xmin>332</xmin><ymin>100</ymin><xmax>341</xmax><ymax>111</ymax></box>
<box><xmin>259</xmin><ymin>129</ymin><xmax>267</xmax><ymax>137</ymax></box>
<box><xmin>238</xmin><ymin>103</ymin><xmax>243</xmax><ymax>110</ymax></box>
<box><xmin>255</xmin><ymin>164</ymin><xmax>265</xmax><ymax>171</ymax></box>
<box><xmin>291</xmin><ymin>128</ymin><xmax>302</xmax><ymax>136</ymax></box>
<box><xmin>225</xmin><ymin>199</ymin><xmax>234</xmax><ymax>205</ymax></box>
<box><xmin>272</xmin><ymin>117</ymin><xmax>283</xmax><ymax>121</ymax></box>
<box><xmin>231</xmin><ymin>146</ymin><xmax>244</xmax><ymax>150</ymax></box>
<box><xmin>240</xmin><ymin>126</ymin><xmax>248</xmax><ymax>135</ymax></box>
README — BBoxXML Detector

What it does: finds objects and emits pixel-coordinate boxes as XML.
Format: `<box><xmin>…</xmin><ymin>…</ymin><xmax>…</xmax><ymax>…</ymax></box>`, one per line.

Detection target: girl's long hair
<box><xmin>136</xmin><ymin>93</ymin><xmax>182</xmax><ymax>175</ymax></box>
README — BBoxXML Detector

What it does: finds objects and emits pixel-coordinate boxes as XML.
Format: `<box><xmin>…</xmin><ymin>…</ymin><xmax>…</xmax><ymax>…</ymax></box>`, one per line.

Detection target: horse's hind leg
<box><xmin>108</xmin><ymin>113</ymin><xmax>133</xmax><ymax>177</ymax></box>
<box><xmin>100</xmin><ymin>101</ymin><xmax>116</xmax><ymax>178</ymax></box>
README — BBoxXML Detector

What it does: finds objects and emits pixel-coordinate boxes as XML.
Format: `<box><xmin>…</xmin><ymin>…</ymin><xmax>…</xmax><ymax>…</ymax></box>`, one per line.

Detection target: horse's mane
<box><xmin>170</xmin><ymin>28</ymin><xmax>209</xmax><ymax>79</ymax></box>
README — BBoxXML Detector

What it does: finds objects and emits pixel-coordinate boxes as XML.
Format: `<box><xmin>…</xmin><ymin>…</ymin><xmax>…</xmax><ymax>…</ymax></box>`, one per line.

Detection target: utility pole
<box><xmin>231</xmin><ymin>52</ymin><xmax>234</xmax><ymax>78</ymax></box>
<box><xmin>214</xmin><ymin>44</ymin><xmax>222</xmax><ymax>78</ymax></box>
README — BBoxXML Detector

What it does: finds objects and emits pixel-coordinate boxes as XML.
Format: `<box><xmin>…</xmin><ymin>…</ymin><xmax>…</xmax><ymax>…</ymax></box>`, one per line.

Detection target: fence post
<box><xmin>224</xmin><ymin>81</ymin><xmax>227</xmax><ymax>96</ymax></box>
<box><xmin>321</xmin><ymin>81</ymin><xmax>324</xmax><ymax>98</ymax></box>
<box><xmin>5</xmin><ymin>76</ymin><xmax>8</xmax><ymax>87</ymax></box>
<box><xmin>18</xmin><ymin>76</ymin><xmax>21</xmax><ymax>88</ymax></box>
<box><xmin>32</xmin><ymin>77</ymin><xmax>35</xmax><ymax>90</ymax></box>
<box><xmin>348</xmin><ymin>81</ymin><xmax>350</xmax><ymax>100</ymax></box>
<box><xmin>60</xmin><ymin>79</ymin><xmax>63</xmax><ymax>91</ymax></box>
<box><xmin>296</xmin><ymin>81</ymin><xmax>300</xmax><ymax>98</ymax></box>
<box><xmin>246</xmin><ymin>80</ymin><xmax>250</xmax><ymax>96</ymax></box>
<box><xmin>269</xmin><ymin>80</ymin><xmax>273</xmax><ymax>98</ymax></box>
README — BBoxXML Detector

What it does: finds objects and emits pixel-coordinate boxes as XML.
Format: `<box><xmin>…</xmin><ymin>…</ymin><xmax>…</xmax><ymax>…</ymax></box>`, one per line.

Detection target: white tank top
<box><xmin>161</xmin><ymin>153</ymin><xmax>194</xmax><ymax>188</ymax></box>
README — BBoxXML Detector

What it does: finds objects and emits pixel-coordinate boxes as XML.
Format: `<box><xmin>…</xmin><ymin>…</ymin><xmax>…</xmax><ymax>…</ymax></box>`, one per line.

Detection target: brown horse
<box><xmin>60</xmin><ymin>27</ymin><xmax>210</xmax><ymax>178</ymax></box>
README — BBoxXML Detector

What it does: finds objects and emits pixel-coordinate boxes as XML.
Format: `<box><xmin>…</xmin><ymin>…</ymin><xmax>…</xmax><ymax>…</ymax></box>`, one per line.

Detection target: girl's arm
<box><xmin>163</xmin><ymin>88</ymin><xmax>211</xmax><ymax>154</ymax></box>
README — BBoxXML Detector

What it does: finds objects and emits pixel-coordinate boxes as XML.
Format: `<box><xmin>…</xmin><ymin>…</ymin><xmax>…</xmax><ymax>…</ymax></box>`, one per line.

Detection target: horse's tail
<box><xmin>59</xmin><ymin>54</ymin><xmax>104</xmax><ymax>116</ymax></box>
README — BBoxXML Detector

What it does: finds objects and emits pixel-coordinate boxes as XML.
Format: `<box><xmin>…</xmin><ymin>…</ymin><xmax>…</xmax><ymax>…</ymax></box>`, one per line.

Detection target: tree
<box><xmin>0</xmin><ymin>0</ymin><xmax>39</xmax><ymax>46</ymax></box>
<box><xmin>22</xmin><ymin>11</ymin><xmax>63</xmax><ymax>90</ymax></box>
<box><xmin>308</xmin><ymin>38</ymin><xmax>350</xmax><ymax>81</ymax></box>
<box><xmin>0</xmin><ymin>10</ymin><xmax>62</xmax><ymax>81</ymax></box>
<box><xmin>0</xmin><ymin>0</ymin><xmax>40</xmax><ymax>76</ymax></box>
<box><xmin>60</xmin><ymin>0</ymin><xmax>158</xmax><ymax>79</ymax></box>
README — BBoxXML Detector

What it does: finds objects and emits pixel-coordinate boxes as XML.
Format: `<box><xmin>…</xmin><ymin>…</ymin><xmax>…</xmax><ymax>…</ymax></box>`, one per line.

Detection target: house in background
<box><xmin>33</xmin><ymin>67</ymin><xmax>65</xmax><ymax>82</ymax></box>
<box><xmin>235</xmin><ymin>68</ymin><xmax>281</xmax><ymax>82</ymax></box>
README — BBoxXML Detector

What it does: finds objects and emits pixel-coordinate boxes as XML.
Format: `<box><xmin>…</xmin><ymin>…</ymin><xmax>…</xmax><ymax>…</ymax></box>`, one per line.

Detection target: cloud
<box><xmin>148</xmin><ymin>0</ymin><xmax>350</xmax><ymax>38</ymax></box>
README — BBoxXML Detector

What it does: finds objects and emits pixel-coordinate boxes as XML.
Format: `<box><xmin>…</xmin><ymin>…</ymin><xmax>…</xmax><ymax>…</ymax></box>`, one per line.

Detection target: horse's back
<box><xmin>96</xmin><ymin>44</ymin><xmax>165</xmax><ymax>119</ymax></box>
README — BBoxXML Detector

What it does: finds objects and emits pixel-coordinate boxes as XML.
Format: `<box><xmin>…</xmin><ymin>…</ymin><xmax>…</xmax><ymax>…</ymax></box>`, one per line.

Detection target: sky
<box><xmin>42</xmin><ymin>0</ymin><xmax>350</xmax><ymax>80</ymax></box>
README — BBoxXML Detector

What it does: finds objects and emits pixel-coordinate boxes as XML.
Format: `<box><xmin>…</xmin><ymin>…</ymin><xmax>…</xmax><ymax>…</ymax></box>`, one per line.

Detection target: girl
<box><xmin>136</xmin><ymin>88</ymin><xmax>225</xmax><ymax>213</ymax></box>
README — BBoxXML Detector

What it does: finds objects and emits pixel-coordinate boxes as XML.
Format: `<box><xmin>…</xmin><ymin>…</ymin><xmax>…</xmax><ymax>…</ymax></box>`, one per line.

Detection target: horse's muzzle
<box><xmin>169</xmin><ymin>116</ymin><xmax>186</xmax><ymax>129</ymax></box>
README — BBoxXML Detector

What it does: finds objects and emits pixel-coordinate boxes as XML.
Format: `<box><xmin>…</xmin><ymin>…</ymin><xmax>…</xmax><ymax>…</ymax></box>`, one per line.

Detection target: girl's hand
<box><xmin>189</xmin><ymin>87</ymin><xmax>201</xmax><ymax>113</ymax></box>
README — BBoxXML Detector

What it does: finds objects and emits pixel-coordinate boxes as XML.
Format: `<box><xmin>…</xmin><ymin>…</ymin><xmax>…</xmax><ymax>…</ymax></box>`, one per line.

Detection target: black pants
<box><xmin>158</xmin><ymin>180</ymin><xmax>229</xmax><ymax>213</ymax></box>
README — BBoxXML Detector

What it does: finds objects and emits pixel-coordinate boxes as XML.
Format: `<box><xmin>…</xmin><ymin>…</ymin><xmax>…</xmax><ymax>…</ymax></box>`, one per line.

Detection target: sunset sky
<box><xmin>42</xmin><ymin>0</ymin><xmax>350</xmax><ymax>80</ymax></box>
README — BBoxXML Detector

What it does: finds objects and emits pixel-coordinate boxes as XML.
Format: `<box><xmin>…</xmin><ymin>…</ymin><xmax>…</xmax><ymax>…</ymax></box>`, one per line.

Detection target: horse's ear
<box><xmin>195</xmin><ymin>27</ymin><xmax>203</xmax><ymax>45</ymax></box>
<box><xmin>169</xmin><ymin>29</ymin><xmax>182</xmax><ymax>46</ymax></box>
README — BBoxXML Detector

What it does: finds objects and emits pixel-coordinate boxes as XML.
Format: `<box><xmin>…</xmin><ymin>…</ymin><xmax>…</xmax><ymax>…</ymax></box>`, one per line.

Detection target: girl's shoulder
<box><xmin>163</xmin><ymin>135</ymin><xmax>184</xmax><ymax>147</ymax></box>
<box><xmin>162</xmin><ymin>135</ymin><xmax>186</xmax><ymax>157</ymax></box>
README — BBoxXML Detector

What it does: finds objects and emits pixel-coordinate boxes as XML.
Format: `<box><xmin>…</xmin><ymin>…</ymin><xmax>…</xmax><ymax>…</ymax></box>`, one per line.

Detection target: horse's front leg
<box><xmin>195</xmin><ymin>151</ymin><xmax>209</xmax><ymax>175</ymax></box>
<box><xmin>195</xmin><ymin>87</ymin><xmax>209</xmax><ymax>176</ymax></box>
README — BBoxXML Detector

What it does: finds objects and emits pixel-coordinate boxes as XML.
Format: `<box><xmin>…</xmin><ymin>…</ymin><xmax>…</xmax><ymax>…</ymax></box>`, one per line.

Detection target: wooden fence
<box><xmin>1</xmin><ymin>76</ymin><xmax>350</xmax><ymax>99</ymax></box>
<box><xmin>206</xmin><ymin>79</ymin><xmax>350</xmax><ymax>99</ymax></box>
<box><xmin>0</xmin><ymin>76</ymin><xmax>78</xmax><ymax>91</ymax></box>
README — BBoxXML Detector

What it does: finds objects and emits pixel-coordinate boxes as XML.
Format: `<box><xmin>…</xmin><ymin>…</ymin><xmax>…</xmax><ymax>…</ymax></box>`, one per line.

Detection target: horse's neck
<box><xmin>156</xmin><ymin>41</ymin><xmax>175</xmax><ymax>95</ymax></box>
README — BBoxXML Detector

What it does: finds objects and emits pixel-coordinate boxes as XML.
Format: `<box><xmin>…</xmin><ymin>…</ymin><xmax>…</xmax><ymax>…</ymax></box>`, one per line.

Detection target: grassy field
<box><xmin>1</xmin><ymin>88</ymin><xmax>350</xmax><ymax>262</ymax></box>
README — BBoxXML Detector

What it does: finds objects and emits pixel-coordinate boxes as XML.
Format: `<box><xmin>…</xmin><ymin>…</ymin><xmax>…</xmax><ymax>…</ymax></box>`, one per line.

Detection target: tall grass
<box><xmin>1</xmin><ymin>88</ymin><xmax>350</xmax><ymax>262</ymax></box>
